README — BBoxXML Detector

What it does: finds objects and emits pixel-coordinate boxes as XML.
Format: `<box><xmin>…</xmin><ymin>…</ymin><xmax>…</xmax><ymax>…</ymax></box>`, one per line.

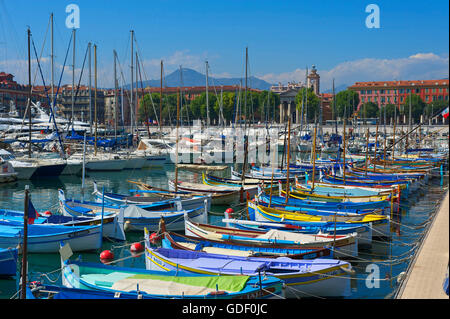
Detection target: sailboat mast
<box><xmin>27</xmin><ymin>27</ymin><xmax>32</xmax><ymax>158</ymax></box>
<box><xmin>114</xmin><ymin>50</ymin><xmax>118</xmax><ymax>141</ymax></box>
<box><xmin>71</xmin><ymin>28</ymin><xmax>76</xmax><ymax>129</ymax></box>
<box><xmin>333</xmin><ymin>78</ymin><xmax>337</xmax><ymax>136</ymax></box>
<box><xmin>305</xmin><ymin>66</ymin><xmax>308</xmax><ymax>128</ymax></box>
<box><xmin>135</xmin><ymin>52</ymin><xmax>139</xmax><ymax>137</ymax></box>
<box><xmin>160</xmin><ymin>60</ymin><xmax>163</xmax><ymax>133</ymax></box>
<box><xmin>88</xmin><ymin>42</ymin><xmax>92</xmax><ymax>135</ymax></box>
<box><xmin>130</xmin><ymin>30</ymin><xmax>134</xmax><ymax>135</ymax></box>
<box><xmin>94</xmin><ymin>44</ymin><xmax>98</xmax><ymax>156</ymax></box>
<box><xmin>175</xmin><ymin>89</ymin><xmax>180</xmax><ymax>192</ymax></box>
<box><xmin>241</xmin><ymin>47</ymin><xmax>249</xmax><ymax>183</ymax></box>
<box><xmin>206</xmin><ymin>60</ymin><xmax>210</xmax><ymax>126</ymax></box>
<box><xmin>50</xmin><ymin>13</ymin><xmax>54</xmax><ymax>116</ymax></box>
<box><xmin>285</xmin><ymin>114</ymin><xmax>291</xmax><ymax>203</ymax></box>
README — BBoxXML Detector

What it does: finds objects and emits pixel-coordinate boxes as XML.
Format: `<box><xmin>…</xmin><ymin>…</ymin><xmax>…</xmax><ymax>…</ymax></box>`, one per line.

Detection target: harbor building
<box><xmin>274</xmin><ymin>65</ymin><xmax>332</xmax><ymax>124</ymax></box>
<box><xmin>0</xmin><ymin>72</ymin><xmax>48</xmax><ymax>117</ymax></box>
<box><xmin>348</xmin><ymin>79</ymin><xmax>449</xmax><ymax>109</ymax></box>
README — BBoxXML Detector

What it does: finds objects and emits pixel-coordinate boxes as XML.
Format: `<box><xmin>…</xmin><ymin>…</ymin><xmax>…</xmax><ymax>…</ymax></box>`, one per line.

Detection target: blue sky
<box><xmin>0</xmin><ymin>0</ymin><xmax>448</xmax><ymax>90</ymax></box>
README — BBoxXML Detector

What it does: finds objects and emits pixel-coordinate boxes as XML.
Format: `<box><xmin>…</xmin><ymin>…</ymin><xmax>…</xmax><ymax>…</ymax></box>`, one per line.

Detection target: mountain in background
<box><xmin>323</xmin><ymin>84</ymin><xmax>348</xmax><ymax>94</ymax></box>
<box><xmin>126</xmin><ymin>68</ymin><xmax>274</xmax><ymax>91</ymax></box>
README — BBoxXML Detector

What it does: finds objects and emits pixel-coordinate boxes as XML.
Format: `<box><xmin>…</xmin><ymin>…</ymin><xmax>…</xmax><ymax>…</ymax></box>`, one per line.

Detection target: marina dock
<box><xmin>396</xmin><ymin>190</ymin><xmax>449</xmax><ymax>299</ymax></box>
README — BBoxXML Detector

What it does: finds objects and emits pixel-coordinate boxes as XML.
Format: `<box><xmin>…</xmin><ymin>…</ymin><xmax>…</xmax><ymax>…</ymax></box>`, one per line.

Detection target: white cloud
<box><xmin>259</xmin><ymin>53</ymin><xmax>449</xmax><ymax>92</ymax></box>
<box><xmin>2</xmin><ymin>52</ymin><xmax>449</xmax><ymax>91</ymax></box>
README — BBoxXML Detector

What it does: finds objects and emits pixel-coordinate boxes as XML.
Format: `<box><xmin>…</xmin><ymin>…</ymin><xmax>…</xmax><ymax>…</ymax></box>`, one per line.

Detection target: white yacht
<box><xmin>0</xmin><ymin>149</ymin><xmax>38</xmax><ymax>179</ymax></box>
<box><xmin>0</xmin><ymin>159</ymin><xmax>18</xmax><ymax>183</ymax></box>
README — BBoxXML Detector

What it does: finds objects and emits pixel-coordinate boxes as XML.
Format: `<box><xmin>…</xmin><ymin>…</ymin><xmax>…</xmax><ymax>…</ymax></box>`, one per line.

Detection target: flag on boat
<box><xmin>441</xmin><ymin>106</ymin><xmax>449</xmax><ymax>119</ymax></box>
<box><xmin>28</xmin><ymin>199</ymin><xmax>38</xmax><ymax>225</ymax></box>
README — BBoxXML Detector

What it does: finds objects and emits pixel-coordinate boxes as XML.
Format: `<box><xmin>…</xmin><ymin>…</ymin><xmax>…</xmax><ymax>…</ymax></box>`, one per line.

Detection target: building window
<box><xmin>415</xmin><ymin>88</ymin><xmax>420</xmax><ymax>94</ymax></box>
<box><xmin>439</xmin><ymin>88</ymin><xmax>443</xmax><ymax>93</ymax></box>
<box><xmin>399</xmin><ymin>89</ymin><xmax>404</xmax><ymax>94</ymax></box>
<box><xmin>367</xmin><ymin>90</ymin><xmax>372</xmax><ymax>94</ymax></box>
<box><xmin>433</xmin><ymin>88</ymin><xmax>436</xmax><ymax>93</ymax></box>
<box><xmin>368</xmin><ymin>97</ymin><xmax>371</xmax><ymax>102</ymax></box>
<box><xmin>361</xmin><ymin>90</ymin><xmax>365</xmax><ymax>95</ymax></box>
<box><xmin>400</xmin><ymin>97</ymin><xmax>404</xmax><ymax>102</ymax></box>
<box><xmin>438</xmin><ymin>95</ymin><xmax>443</xmax><ymax>101</ymax></box>
<box><xmin>380</xmin><ymin>89</ymin><xmax>384</xmax><ymax>94</ymax></box>
<box><xmin>426</xmin><ymin>96</ymin><xmax>430</xmax><ymax>102</ymax></box>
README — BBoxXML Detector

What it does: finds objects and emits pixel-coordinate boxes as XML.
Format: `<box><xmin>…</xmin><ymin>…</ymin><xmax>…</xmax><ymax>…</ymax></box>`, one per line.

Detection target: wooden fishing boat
<box><xmin>0</xmin><ymin>208</ymin><xmax>125</xmax><ymax>241</ymax></box>
<box><xmin>158</xmin><ymin>229</ymin><xmax>333</xmax><ymax>259</ymax></box>
<box><xmin>296</xmin><ymin>177</ymin><xmax>399</xmax><ymax>194</ymax></box>
<box><xmin>92</xmin><ymin>181</ymin><xmax>212</xmax><ymax>211</ymax></box>
<box><xmin>58</xmin><ymin>246</ymin><xmax>284</xmax><ymax>300</ymax></box>
<box><xmin>182</xmin><ymin>214</ymin><xmax>358</xmax><ymax>258</ymax></box>
<box><xmin>204</xmin><ymin>173</ymin><xmax>265</xmax><ymax>186</ymax></box>
<box><xmin>129</xmin><ymin>180</ymin><xmax>242</xmax><ymax>205</ymax></box>
<box><xmin>221</xmin><ymin>217</ymin><xmax>373</xmax><ymax>246</ymax></box>
<box><xmin>255</xmin><ymin>196</ymin><xmax>388</xmax><ymax>217</ymax></box>
<box><xmin>258</xmin><ymin>192</ymin><xmax>390</xmax><ymax>212</ymax></box>
<box><xmin>176</xmin><ymin>163</ymin><xmax>228</xmax><ymax>171</ymax></box>
<box><xmin>0</xmin><ymin>247</ymin><xmax>17</xmax><ymax>277</ymax></box>
<box><xmin>145</xmin><ymin>236</ymin><xmax>353</xmax><ymax>298</ymax></box>
<box><xmin>248</xmin><ymin>201</ymin><xmax>390</xmax><ymax>239</ymax></box>
<box><xmin>284</xmin><ymin>188</ymin><xmax>390</xmax><ymax>203</ymax></box>
<box><xmin>59</xmin><ymin>190</ymin><xmax>208</xmax><ymax>232</ymax></box>
<box><xmin>293</xmin><ymin>181</ymin><xmax>392</xmax><ymax>197</ymax></box>
<box><xmin>0</xmin><ymin>221</ymin><xmax>103</xmax><ymax>253</ymax></box>
<box><xmin>168</xmin><ymin>180</ymin><xmax>256</xmax><ymax>205</ymax></box>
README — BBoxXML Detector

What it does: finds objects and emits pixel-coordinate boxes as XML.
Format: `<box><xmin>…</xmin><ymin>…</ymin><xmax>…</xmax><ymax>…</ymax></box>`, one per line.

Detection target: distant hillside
<box><xmin>125</xmin><ymin>68</ymin><xmax>273</xmax><ymax>91</ymax></box>
<box><xmin>323</xmin><ymin>84</ymin><xmax>348</xmax><ymax>94</ymax></box>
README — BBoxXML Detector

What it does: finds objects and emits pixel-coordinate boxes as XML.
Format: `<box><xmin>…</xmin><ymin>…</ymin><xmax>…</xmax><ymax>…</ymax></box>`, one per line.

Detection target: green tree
<box><xmin>138</xmin><ymin>93</ymin><xmax>160</xmax><ymax>123</ymax></box>
<box><xmin>378</xmin><ymin>103</ymin><xmax>397</xmax><ymax>122</ymax></box>
<box><xmin>425</xmin><ymin>100</ymin><xmax>448</xmax><ymax>119</ymax></box>
<box><xmin>358</xmin><ymin>102</ymin><xmax>379</xmax><ymax>118</ymax></box>
<box><xmin>189</xmin><ymin>92</ymin><xmax>217</xmax><ymax>123</ymax></box>
<box><xmin>213</xmin><ymin>92</ymin><xmax>235</xmax><ymax>124</ymax></box>
<box><xmin>334</xmin><ymin>90</ymin><xmax>360</xmax><ymax>119</ymax></box>
<box><xmin>295</xmin><ymin>87</ymin><xmax>320</xmax><ymax>121</ymax></box>
<box><xmin>257</xmin><ymin>91</ymin><xmax>280</xmax><ymax>123</ymax></box>
<box><xmin>401</xmin><ymin>94</ymin><xmax>426</xmax><ymax>123</ymax></box>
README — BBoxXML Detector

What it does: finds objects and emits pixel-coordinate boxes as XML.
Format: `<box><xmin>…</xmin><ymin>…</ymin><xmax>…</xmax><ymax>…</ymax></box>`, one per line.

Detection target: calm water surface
<box><xmin>0</xmin><ymin>161</ymin><xmax>448</xmax><ymax>299</ymax></box>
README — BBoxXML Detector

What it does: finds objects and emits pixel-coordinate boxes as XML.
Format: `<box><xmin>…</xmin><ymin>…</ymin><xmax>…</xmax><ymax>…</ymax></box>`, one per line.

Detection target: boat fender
<box><xmin>149</xmin><ymin>232</ymin><xmax>161</xmax><ymax>244</ymax></box>
<box><xmin>340</xmin><ymin>266</ymin><xmax>355</xmax><ymax>275</ymax></box>
<box><xmin>100</xmin><ymin>250</ymin><xmax>114</xmax><ymax>261</ymax></box>
<box><xmin>224</xmin><ymin>208</ymin><xmax>234</xmax><ymax>219</ymax></box>
<box><xmin>40</xmin><ymin>210</ymin><xmax>52</xmax><ymax>217</ymax></box>
<box><xmin>130</xmin><ymin>242</ymin><xmax>144</xmax><ymax>253</ymax></box>
<box><xmin>207</xmin><ymin>290</ymin><xmax>228</xmax><ymax>296</ymax></box>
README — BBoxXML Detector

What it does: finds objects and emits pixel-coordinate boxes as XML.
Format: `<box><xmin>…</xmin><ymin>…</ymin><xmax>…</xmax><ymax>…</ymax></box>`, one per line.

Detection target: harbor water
<box><xmin>0</xmin><ymin>156</ymin><xmax>448</xmax><ymax>299</ymax></box>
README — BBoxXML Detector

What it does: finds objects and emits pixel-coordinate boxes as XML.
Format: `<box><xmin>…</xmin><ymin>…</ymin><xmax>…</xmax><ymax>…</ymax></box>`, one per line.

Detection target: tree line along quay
<box><xmin>136</xmin><ymin>88</ymin><xmax>449</xmax><ymax>127</ymax></box>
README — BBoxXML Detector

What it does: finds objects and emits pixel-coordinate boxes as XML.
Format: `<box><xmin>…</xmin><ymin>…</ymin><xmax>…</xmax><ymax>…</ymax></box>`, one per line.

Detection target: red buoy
<box><xmin>100</xmin><ymin>250</ymin><xmax>114</xmax><ymax>260</ymax></box>
<box><xmin>130</xmin><ymin>242</ymin><xmax>144</xmax><ymax>253</ymax></box>
<box><xmin>224</xmin><ymin>208</ymin><xmax>234</xmax><ymax>219</ymax></box>
<box><xmin>40</xmin><ymin>211</ymin><xmax>52</xmax><ymax>217</ymax></box>
<box><xmin>149</xmin><ymin>233</ymin><xmax>161</xmax><ymax>245</ymax></box>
